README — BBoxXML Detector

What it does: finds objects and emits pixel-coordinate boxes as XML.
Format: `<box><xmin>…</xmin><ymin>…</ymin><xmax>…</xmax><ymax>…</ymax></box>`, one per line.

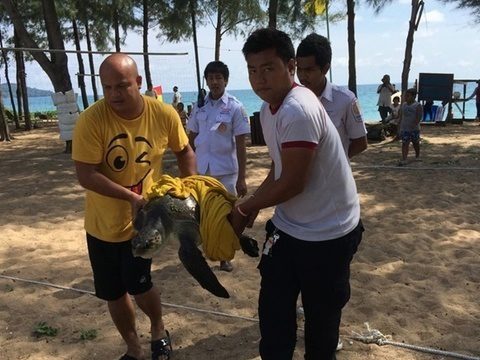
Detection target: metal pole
<box><xmin>190</xmin><ymin>0</ymin><xmax>204</xmax><ymax>107</ymax></box>
<box><xmin>0</xmin><ymin>47</ymin><xmax>187</xmax><ymax>56</ymax></box>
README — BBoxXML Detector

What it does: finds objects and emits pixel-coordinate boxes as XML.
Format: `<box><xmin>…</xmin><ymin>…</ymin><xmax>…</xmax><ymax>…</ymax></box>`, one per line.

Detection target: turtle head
<box><xmin>131</xmin><ymin>201</ymin><xmax>167</xmax><ymax>258</ymax></box>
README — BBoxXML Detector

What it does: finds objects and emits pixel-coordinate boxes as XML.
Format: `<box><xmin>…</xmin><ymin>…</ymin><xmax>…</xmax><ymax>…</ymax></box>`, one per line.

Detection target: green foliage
<box><xmin>274</xmin><ymin>0</ymin><xmax>345</xmax><ymax>40</ymax></box>
<box><xmin>364</xmin><ymin>0</ymin><xmax>396</xmax><ymax>14</ymax></box>
<box><xmin>33</xmin><ymin>322</ymin><xmax>58</xmax><ymax>337</ymax></box>
<box><xmin>439</xmin><ymin>0</ymin><xmax>480</xmax><ymax>23</ymax></box>
<box><xmin>4</xmin><ymin>108</ymin><xmax>13</xmax><ymax>121</ymax></box>
<box><xmin>80</xmin><ymin>329</ymin><xmax>98</xmax><ymax>340</ymax></box>
<box><xmin>33</xmin><ymin>110</ymin><xmax>57</xmax><ymax>119</ymax></box>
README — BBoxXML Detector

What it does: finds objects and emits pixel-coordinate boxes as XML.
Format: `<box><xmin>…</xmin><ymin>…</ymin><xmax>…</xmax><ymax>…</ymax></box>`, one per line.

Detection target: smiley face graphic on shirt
<box><xmin>105</xmin><ymin>133</ymin><xmax>153</xmax><ymax>195</ymax></box>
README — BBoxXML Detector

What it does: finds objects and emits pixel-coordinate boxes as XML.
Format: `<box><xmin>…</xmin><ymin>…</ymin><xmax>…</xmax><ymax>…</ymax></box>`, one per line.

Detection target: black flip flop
<box><xmin>151</xmin><ymin>330</ymin><xmax>172</xmax><ymax>360</ymax></box>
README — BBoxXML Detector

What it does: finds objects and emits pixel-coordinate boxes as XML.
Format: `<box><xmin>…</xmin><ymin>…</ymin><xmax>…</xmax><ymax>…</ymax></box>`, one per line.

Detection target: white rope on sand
<box><xmin>0</xmin><ymin>274</ymin><xmax>259</xmax><ymax>323</ymax></box>
<box><xmin>353</xmin><ymin>165</ymin><xmax>480</xmax><ymax>171</ymax></box>
<box><xmin>2</xmin><ymin>275</ymin><xmax>479</xmax><ymax>359</ymax></box>
<box><xmin>348</xmin><ymin>323</ymin><xmax>480</xmax><ymax>360</ymax></box>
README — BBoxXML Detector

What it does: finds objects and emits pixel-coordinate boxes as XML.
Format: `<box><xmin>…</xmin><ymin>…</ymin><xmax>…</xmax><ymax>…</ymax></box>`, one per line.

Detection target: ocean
<box><xmin>3</xmin><ymin>83</ymin><xmax>477</xmax><ymax>122</ymax></box>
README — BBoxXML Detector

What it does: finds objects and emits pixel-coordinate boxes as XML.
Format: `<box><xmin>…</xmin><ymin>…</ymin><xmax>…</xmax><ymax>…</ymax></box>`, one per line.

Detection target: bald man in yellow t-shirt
<box><xmin>72</xmin><ymin>53</ymin><xmax>196</xmax><ymax>360</ymax></box>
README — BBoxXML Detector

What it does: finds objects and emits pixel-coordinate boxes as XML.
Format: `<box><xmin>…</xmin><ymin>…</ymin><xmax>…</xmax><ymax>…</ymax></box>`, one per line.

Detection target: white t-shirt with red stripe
<box><xmin>260</xmin><ymin>85</ymin><xmax>360</xmax><ymax>241</ymax></box>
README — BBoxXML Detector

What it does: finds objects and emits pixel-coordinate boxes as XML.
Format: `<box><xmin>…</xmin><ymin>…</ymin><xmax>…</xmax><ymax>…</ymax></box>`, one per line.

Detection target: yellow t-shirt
<box><xmin>72</xmin><ymin>96</ymin><xmax>189</xmax><ymax>242</ymax></box>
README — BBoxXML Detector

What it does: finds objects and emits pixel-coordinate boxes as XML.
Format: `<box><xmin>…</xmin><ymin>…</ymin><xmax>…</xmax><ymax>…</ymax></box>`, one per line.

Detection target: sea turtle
<box><xmin>131</xmin><ymin>194</ymin><xmax>259</xmax><ymax>298</ymax></box>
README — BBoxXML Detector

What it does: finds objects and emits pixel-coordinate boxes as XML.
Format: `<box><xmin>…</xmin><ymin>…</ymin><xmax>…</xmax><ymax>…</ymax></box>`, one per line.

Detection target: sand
<box><xmin>0</xmin><ymin>122</ymin><xmax>479</xmax><ymax>360</ymax></box>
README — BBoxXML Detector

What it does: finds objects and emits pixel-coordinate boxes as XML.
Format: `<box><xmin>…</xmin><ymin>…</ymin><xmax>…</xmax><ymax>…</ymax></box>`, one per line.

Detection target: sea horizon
<box><xmin>2</xmin><ymin>83</ymin><xmax>477</xmax><ymax>122</ymax></box>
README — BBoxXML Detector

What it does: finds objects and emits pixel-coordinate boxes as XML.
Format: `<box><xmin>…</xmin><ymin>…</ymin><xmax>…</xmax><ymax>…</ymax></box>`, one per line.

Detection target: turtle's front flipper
<box><xmin>239</xmin><ymin>234</ymin><xmax>259</xmax><ymax>257</ymax></box>
<box><xmin>177</xmin><ymin>225</ymin><xmax>230</xmax><ymax>298</ymax></box>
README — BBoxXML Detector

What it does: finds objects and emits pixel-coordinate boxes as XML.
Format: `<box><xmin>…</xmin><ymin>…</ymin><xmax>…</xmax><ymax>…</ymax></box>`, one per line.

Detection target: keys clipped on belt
<box><xmin>263</xmin><ymin>231</ymin><xmax>279</xmax><ymax>256</ymax></box>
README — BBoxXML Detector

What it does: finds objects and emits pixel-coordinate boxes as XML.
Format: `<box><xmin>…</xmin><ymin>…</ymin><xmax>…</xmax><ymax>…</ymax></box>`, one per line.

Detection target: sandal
<box><xmin>151</xmin><ymin>330</ymin><xmax>172</xmax><ymax>360</ymax></box>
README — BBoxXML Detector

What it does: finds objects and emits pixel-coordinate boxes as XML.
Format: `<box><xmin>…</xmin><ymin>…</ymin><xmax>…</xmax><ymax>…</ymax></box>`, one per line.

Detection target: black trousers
<box><xmin>378</xmin><ymin>106</ymin><xmax>391</xmax><ymax>122</ymax></box>
<box><xmin>258</xmin><ymin>220</ymin><xmax>364</xmax><ymax>360</ymax></box>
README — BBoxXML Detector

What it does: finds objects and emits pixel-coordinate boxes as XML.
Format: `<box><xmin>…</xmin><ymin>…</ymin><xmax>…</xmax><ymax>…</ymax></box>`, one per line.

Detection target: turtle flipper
<box><xmin>177</xmin><ymin>230</ymin><xmax>230</xmax><ymax>298</ymax></box>
<box><xmin>239</xmin><ymin>234</ymin><xmax>259</xmax><ymax>257</ymax></box>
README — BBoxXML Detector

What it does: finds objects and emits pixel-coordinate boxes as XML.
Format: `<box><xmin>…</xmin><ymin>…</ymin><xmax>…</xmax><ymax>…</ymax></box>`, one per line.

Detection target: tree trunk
<box><xmin>72</xmin><ymin>17</ymin><xmax>89</xmax><ymax>110</ymax></box>
<box><xmin>114</xmin><ymin>9</ymin><xmax>121</xmax><ymax>52</ymax></box>
<box><xmin>347</xmin><ymin>0</ymin><xmax>357</xmax><ymax>96</ymax></box>
<box><xmin>214</xmin><ymin>2</ymin><xmax>222</xmax><ymax>61</ymax></box>
<box><xmin>13</xmin><ymin>29</ymin><xmax>31</xmax><ymax>130</ymax></box>
<box><xmin>1</xmin><ymin>0</ymin><xmax>73</xmax><ymax>93</ymax></box>
<box><xmin>0</xmin><ymin>90</ymin><xmax>12</xmax><ymax>141</ymax></box>
<box><xmin>268</xmin><ymin>0</ymin><xmax>278</xmax><ymax>29</ymax></box>
<box><xmin>17</xmin><ymin>49</ymin><xmax>31</xmax><ymax>130</ymax></box>
<box><xmin>15</xmin><ymin>53</ymin><xmax>24</xmax><ymax>127</ymax></box>
<box><xmin>401</xmin><ymin>0</ymin><xmax>423</xmax><ymax>96</ymax></box>
<box><xmin>0</xmin><ymin>30</ymin><xmax>20</xmax><ymax>129</ymax></box>
<box><xmin>190</xmin><ymin>0</ymin><xmax>203</xmax><ymax>106</ymax></box>
<box><xmin>143</xmin><ymin>0</ymin><xmax>152</xmax><ymax>89</ymax></box>
<box><xmin>84</xmin><ymin>21</ymin><xmax>99</xmax><ymax>101</ymax></box>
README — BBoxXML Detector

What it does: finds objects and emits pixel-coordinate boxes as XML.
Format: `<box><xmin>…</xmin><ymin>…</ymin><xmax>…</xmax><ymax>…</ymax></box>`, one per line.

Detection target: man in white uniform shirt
<box><xmin>296</xmin><ymin>33</ymin><xmax>367</xmax><ymax>159</ymax></box>
<box><xmin>187</xmin><ymin>60</ymin><xmax>250</xmax><ymax>272</ymax></box>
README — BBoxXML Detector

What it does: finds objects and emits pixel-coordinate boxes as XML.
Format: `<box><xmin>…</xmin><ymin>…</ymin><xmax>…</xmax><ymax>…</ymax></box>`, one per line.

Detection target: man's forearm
<box><xmin>76</xmin><ymin>165</ymin><xmax>137</xmax><ymax>202</ymax></box>
<box><xmin>348</xmin><ymin>137</ymin><xmax>368</xmax><ymax>158</ymax></box>
<box><xmin>236</xmin><ymin>135</ymin><xmax>247</xmax><ymax>181</ymax></box>
<box><xmin>175</xmin><ymin>144</ymin><xmax>197</xmax><ymax>177</ymax></box>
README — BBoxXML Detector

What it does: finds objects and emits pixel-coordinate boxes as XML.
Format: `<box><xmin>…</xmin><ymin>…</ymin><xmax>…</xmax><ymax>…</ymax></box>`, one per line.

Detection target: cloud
<box><xmin>416</xmin><ymin>27</ymin><xmax>440</xmax><ymax>38</ymax></box>
<box><xmin>458</xmin><ymin>60</ymin><xmax>474</xmax><ymax>67</ymax></box>
<box><xmin>424</xmin><ymin>10</ymin><xmax>445</xmax><ymax>23</ymax></box>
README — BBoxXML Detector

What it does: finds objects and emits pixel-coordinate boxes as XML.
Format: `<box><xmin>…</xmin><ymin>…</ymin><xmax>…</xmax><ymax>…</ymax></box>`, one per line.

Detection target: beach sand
<box><xmin>1</xmin><ymin>122</ymin><xmax>479</xmax><ymax>360</ymax></box>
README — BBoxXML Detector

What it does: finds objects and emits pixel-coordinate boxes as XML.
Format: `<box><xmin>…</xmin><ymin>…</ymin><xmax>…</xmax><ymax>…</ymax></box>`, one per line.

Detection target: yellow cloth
<box><xmin>147</xmin><ymin>175</ymin><xmax>240</xmax><ymax>261</ymax></box>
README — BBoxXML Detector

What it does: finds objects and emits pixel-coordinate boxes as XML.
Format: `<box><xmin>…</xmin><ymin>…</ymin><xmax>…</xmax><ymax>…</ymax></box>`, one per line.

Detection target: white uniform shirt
<box><xmin>319</xmin><ymin>81</ymin><xmax>367</xmax><ymax>156</ymax></box>
<box><xmin>187</xmin><ymin>91</ymin><xmax>250</xmax><ymax>176</ymax></box>
<box><xmin>260</xmin><ymin>85</ymin><xmax>360</xmax><ymax>241</ymax></box>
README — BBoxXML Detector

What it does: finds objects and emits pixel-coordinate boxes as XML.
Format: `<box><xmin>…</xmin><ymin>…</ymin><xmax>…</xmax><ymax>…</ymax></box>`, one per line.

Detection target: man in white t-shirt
<box><xmin>296</xmin><ymin>33</ymin><xmax>367</xmax><ymax>159</ymax></box>
<box><xmin>172</xmin><ymin>86</ymin><xmax>181</xmax><ymax>107</ymax></box>
<box><xmin>231</xmin><ymin>28</ymin><xmax>363</xmax><ymax>360</ymax></box>
<box><xmin>377</xmin><ymin>74</ymin><xmax>397</xmax><ymax>122</ymax></box>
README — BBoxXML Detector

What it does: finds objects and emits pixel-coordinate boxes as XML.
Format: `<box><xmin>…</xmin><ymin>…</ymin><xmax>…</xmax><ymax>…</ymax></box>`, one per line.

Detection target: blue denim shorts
<box><xmin>401</xmin><ymin>130</ymin><xmax>420</xmax><ymax>144</ymax></box>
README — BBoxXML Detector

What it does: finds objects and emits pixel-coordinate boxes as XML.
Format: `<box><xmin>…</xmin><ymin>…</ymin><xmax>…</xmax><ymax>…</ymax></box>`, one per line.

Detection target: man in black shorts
<box><xmin>72</xmin><ymin>53</ymin><xmax>196</xmax><ymax>359</ymax></box>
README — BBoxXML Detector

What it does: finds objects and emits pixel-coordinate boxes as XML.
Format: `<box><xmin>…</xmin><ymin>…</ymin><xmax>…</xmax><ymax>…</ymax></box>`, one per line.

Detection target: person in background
<box><xmin>422</xmin><ymin>100</ymin><xmax>434</xmax><ymax>122</ymax></box>
<box><xmin>465</xmin><ymin>80</ymin><xmax>480</xmax><ymax>121</ymax></box>
<box><xmin>387</xmin><ymin>95</ymin><xmax>401</xmax><ymax>124</ymax></box>
<box><xmin>377</xmin><ymin>74</ymin><xmax>397</xmax><ymax>123</ymax></box>
<box><xmin>295</xmin><ymin>32</ymin><xmax>366</xmax><ymax>353</ymax></box>
<box><xmin>296</xmin><ymin>33</ymin><xmax>367</xmax><ymax>159</ymax></box>
<box><xmin>145</xmin><ymin>84</ymin><xmax>157</xmax><ymax>99</ymax></box>
<box><xmin>187</xmin><ymin>104</ymin><xmax>193</xmax><ymax>117</ymax></box>
<box><xmin>72</xmin><ymin>53</ymin><xmax>197</xmax><ymax>360</ymax></box>
<box><xmin>434</xmin><ymin>100</ymin><xmax>448</xmax><ymax>122</ymax></box>
<box><xmin>233</xmin><ymin>27</ymin><xmax>363</xmax><ymax>360</ymax></box>
<box><xmin>398</xmin><ymin>88</ymin><xmax>423</xmax><ymax>165</ymax></box>
<box><xmin>172</xmin><ymin>86</ymin><xmax>181</xmax><ymax>108</ymax></box>
<box><xmin>187</xmin><ymin>61</ymin><xmax>250</xmax><ymax>272</ymax></box>
<box><xmin>176</xmin><ymin>102</ymin><xmax>188</xmax><ymax>129</ymax></box>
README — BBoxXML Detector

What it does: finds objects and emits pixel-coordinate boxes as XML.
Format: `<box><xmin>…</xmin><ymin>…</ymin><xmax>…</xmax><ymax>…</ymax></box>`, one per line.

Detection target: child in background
<box><xmin>176</xmin><ymin>102</ymin><xmax>188</xmax><ymax>129</ymax></box>
<box><xmin>387</xmin><ymin>95</ymin><xmax>401</xmax><ymax>124</ymax></box>
<box><xmin>398</xmin><ymin>88</ymin><xmax>423</xmax><ymax>165</ymax></box>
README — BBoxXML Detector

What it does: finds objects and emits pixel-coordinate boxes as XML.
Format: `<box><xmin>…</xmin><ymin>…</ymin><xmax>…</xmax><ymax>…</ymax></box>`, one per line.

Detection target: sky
<box><xmin>2</xmin><ymin>0</ymin><xmax>480</xmax><ymax>94</ymax></box>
